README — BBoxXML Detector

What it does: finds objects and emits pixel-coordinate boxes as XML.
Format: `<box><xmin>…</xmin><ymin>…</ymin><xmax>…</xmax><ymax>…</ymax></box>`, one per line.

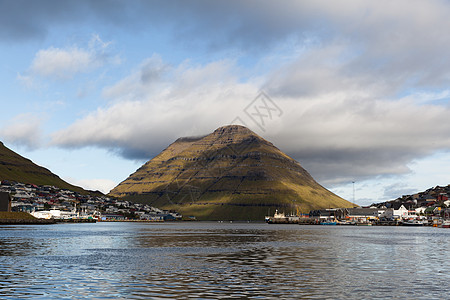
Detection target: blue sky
<box><xmin>1</xmin><ymin>0</ymin><xmax>450</xmax><ymax>206</ymax></box>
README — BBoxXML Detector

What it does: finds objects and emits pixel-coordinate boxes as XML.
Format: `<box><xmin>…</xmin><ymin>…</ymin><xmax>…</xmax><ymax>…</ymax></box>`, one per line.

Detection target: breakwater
<box><xmin>56</xmin><ymin>218</ymin><xmax>97</xmax><ymax>223</ymax></box>
<box><xmin>0</xmin><ymin>218</ymin><xmax>56</xmax><ymax>225</ymax></box>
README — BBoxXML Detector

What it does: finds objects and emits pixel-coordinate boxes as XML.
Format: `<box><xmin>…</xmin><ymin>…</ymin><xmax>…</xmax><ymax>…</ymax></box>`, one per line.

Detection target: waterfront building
<box><xmin>0</xmin><ymin>192</ymin><xmax>12</xmax><ymax>212</ymax></box>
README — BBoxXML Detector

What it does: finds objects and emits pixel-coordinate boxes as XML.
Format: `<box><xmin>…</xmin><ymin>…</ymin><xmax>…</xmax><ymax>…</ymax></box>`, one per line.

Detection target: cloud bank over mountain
<box><xmin>1</xmin><ymin>0</ymin><xmax>450</xmax><ymax>200</ymax></box>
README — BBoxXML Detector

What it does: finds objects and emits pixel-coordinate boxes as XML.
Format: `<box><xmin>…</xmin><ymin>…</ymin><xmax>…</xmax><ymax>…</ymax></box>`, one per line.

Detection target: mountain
<box><xmin>109</xmin><ymin>125</ymin><xmax>355</xmax><ymax>220</ymax></box>
<box><xmin>0</xmin><ymin>142</ymin><xmax>86</xmax><ymax>193</ymax></box>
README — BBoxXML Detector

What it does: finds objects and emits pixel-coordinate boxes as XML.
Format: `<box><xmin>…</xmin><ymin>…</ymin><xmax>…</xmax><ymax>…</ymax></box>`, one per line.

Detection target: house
<box><xmin>393</xmin><ymin>205</ymin><xmax>409</xmax><ymax>219</ymax></box>
<box><xmin>415</xmin><ymin>207</ymin><xmax>427</xmax><ymax>214</ymax></box>
<box><xmin>424</xmin><ymin>206</ymin><xmax>436</xmax><ymax>215</ymax></box>
<box><xmin>309</xmin><ymin>209</ymin><xmax>337</xmax><ymax>220</ymax></box>
<box><xmin>433</xmin><ymin>207</ymin><xmax>443</xmax><ymax>214</ymax></box>
<box><xmin>419</xmin><ymin>195</ymin><xmax>436</xmax><ymax>204</ymax></box>
<box><xmin>0</xmin><ymin>192</ymin><xmax>12</xmax><ymax>212</ymax></box>
<box><xmin>13</xmin><ymin>191</ymin><xmax>33</xmax><ymax>200</ymax></box>
<box><xmin>379</xmin><ymin>208</ymin><xmax>394</xmax><ymax>219</ymax></box>
<box><xmin>13</xmin><ymin>204</ymin><xmax>34</xmax><ymax>213</ymax></box>
<box><xmin>437</xmin><ymin>193</ymin><xmax>448</xmax><ymax>202</ymax></box>
<box><xmin>444</xmin><ymin>208</ymin><xmax>450</xmax><ymax>219</ymax></box>
<box><xmin>140</xmin><ymin>213</ymin><xmax>164</xmax><ymax>221</ymax></box>
<box><xmin>346</xmin><ymin>207</ymin><xmax>380</xmax><ymax>221</ymax></box>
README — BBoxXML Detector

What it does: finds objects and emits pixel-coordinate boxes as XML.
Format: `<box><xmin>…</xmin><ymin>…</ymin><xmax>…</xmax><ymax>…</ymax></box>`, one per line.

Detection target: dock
<box><xmin>56</xmin><ymin>218</ymin><xmax>97</xmax><ymax>223</ymax></box>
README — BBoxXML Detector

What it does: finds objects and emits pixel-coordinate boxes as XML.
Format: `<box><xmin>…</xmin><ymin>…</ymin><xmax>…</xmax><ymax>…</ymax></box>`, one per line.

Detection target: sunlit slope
<box><xmin>0</xmin><ymin>142</ymin><xmax>86</xmax><ymax>193</ymax></box>
<box><xmin>109</xmin><ymin>125</ymin><xmax>354</xmax><ymax>220</ymax></box>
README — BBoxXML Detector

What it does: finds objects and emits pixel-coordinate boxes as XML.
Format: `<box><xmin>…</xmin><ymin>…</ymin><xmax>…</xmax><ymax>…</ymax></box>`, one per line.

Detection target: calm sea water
<box><xmin>0</xmin><ymin>222</ymin><xmax>449</xmax><ymax>299</ymax></box>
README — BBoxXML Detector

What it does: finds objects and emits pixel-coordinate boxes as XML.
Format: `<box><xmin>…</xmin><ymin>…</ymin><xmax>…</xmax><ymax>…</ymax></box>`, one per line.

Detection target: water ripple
<box><xmin>0</xmin><ymin>223</ymin><xmax>449</xmax><ymax>299</ymax></box>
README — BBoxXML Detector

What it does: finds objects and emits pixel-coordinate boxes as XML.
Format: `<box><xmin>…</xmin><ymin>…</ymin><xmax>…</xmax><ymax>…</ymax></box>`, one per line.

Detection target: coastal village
<box><xmin>0</xmin><ymin>180</ymin><xmax>182</xmax><ymax>222</ymax></box>
<box><xmin>268</xmin><ymin>184</ymin><xmax>450</xmax><ymax>227</ymax></box>
<box><xmin>1</xmin><ymin>179</ymin><xmax>449</xmax><ymax>226</ymax></box>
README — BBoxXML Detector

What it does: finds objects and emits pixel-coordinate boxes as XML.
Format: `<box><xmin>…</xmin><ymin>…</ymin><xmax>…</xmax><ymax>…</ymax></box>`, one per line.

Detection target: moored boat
<box><xmin>266</xmin><ymin>210</ymin><xmax>289</xmax><ymax>224</ymax></box>
<box><xmin>402</xmin><ymin>220</ymin><xmax>424</xmax><ymax>226</ymax></box>
<box><xmin>338</xmin><ymin>220</ymin><xmax>356</xmax><ymax>225</ymax></box>
<box><xmin>320</xmin><ymin>220</ymin><xmax>337</xmax><ymax>225</ymax></box>
<box><xmin>439</xmin><ymin>220</ymin><xmax>450</xmax><ymax>228</ymax></box>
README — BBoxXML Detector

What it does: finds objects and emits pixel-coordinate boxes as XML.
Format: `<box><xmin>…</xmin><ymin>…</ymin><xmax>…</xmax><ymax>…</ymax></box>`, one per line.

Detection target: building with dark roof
<box><xmin>0</xmin><ymin>192</ymin><xmax>12</xmax><ymax>212</ymax></box>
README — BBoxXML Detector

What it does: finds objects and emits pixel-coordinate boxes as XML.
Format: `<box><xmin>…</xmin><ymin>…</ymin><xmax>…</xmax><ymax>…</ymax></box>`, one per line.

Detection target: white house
<box><xmin>415</xmin><ymin>207</ymin><xmax>427</xmax><ymax>214</ymax></box>
<box><xmin>393</xmin><ymin>205</ymin><xmax>409</xmax><ymax>219</ymax></box>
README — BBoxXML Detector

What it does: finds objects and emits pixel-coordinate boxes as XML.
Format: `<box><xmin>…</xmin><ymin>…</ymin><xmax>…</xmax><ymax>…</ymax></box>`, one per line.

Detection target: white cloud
<box><xmin>65</xmin><ymin>177</ymin><xmax>117</xmax><ymax>194</ymax></box>
<box><xmin>28</xmin><ymin>35</ymin><xmax>120</xmax><ymax>80</ymax></box>
<box><xmin>271</xmin><ymin>93</ymin><xmax>450</xmax><ymax>185</ymax></box>
<box><xmin>52</xmin><ymin>58</ymin><xmax>258</xmax><ymax>158</ymax></box>
<box><xmin>31</xmin><ymin>47</ymin><xmax>93</xmax><ymax>79</ymax></box>
<box><xmin>16</xmin><ymin>73</ymin><xmax>38</xmax><ymax>89</ymax></box>
<box><xmin>46</xmin><ymin>1</ymin><xmax>450</xmax><ymax>193</ymax></box>
<box><xmin>51</xmin><ymin>52</ymin><xmax>450</xmax><ymax>189</ymax></box>
<box><xmin>0</xmin><ymin>114</ymin><xmax>44</xmax><ymax>150</ymax></box>
<box><xmin>102</xmin><ymin>54</ymin><xmax>170</xmax><ymax>102</ymax></box>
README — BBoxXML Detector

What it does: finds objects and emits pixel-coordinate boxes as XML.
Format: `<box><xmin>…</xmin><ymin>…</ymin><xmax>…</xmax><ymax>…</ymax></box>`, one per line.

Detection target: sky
<box><xmin>1</xmin><ymin>0</ymin><xmax>450</xmax><ymax>206</ymax></box>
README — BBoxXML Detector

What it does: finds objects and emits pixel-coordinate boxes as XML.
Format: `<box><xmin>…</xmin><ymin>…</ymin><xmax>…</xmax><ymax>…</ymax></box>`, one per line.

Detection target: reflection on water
<box><xmin>0</xmin><ymin>223</ymin><xmax>448</xmax><ymax>299</ymax></box>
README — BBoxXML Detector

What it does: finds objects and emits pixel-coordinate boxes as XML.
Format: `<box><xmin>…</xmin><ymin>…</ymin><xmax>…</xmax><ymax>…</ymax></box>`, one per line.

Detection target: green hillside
<box><xmin>0</xmin><ymin>211</ymin><xmax>36</xmax><ymax>220</ymax></box>
<box><xmin>0</xmin><ymin>142</ymin><xmax>86</xmax><ymax>193</ymax></box>
<box><xmin>109</xmin><ymin>125</ymin><xmax>355</xmax><ymax>220</ymax></box>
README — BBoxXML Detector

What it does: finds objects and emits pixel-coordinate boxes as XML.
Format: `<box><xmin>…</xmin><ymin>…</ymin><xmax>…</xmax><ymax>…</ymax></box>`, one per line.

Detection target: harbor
<box><xmin>265</xmin><ymin>207</ymin><xmax>450</xmax><ymax>227</ymax></box>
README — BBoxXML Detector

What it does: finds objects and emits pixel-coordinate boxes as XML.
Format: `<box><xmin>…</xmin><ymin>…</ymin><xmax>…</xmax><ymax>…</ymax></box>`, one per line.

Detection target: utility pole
<box><xmin>352</xmin><ymin>181</ymin><xmax>355</xmax><ymax>203</ymax></box>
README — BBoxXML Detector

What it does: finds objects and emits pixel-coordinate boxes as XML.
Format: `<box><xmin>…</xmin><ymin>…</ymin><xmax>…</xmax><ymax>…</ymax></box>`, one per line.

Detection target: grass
<box><xmin>0</xmin><ymin>142</ymin><xmax>87</xmax><ymax>193</ymax></box>
<box><xmin>0</xmin><ymin>212</ymin><xmax>36</xmax><ymax>220</ymax></box>
<box><xmin>110</xmin><ymin>125</ymin><xmax>356</xmax><ymax>220</ymax></box>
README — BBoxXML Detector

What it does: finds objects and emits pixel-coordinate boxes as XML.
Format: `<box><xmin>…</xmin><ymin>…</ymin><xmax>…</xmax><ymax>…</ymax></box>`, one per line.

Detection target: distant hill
<box><xmin>0</xmin><ymin>142</ymin><xmax>86</xmax><ymax>193</ymax></box>
<box><xmin>109</xmin><ymin>125</ymin><xmax>355</xmax><ymax>220</ymax></box>
<box><xmin>372</xmin><ymin>184</ymin><xmax>450</xmax><ymax>210</ymax></box>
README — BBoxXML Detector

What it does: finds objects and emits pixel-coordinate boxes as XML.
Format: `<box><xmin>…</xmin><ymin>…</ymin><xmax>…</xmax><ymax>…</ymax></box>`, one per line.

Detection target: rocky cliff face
<box><xmin>109</xmin><ymin>125</ymin><xmax>354</xmax><ymax>220</ymax></box>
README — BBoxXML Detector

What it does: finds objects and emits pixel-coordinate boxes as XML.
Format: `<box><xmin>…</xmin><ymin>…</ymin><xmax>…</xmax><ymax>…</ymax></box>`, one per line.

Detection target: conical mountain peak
<box><xmin>174</xmin><ymin>125</ymin><xmax>255</xmax><ymax>146</ymax></box>
<box><xmin>213</xmin><ymin>125</ymin><xmax>255</xmax><ymax>136</ymax></box>
<box><xmin>209</xmin><ymin>125</ymin><xmax>266</xmax><ymax>146</ymax></box>
<box><xmin>109</xmin><ymin>126</ymin><xmax>354</xmax><ymax>220</ymax></box>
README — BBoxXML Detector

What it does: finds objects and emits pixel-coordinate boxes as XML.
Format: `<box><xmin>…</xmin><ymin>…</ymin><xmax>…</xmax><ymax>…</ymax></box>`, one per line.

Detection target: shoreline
<box><xmin>0</xmin><ymin>218</ymin><xmax>56</xmax><ymax>225</ymax></box>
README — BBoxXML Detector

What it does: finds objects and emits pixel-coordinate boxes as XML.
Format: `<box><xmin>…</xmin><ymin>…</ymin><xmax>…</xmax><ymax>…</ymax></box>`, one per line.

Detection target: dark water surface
<box><xmin>0</xmin><ymin>222</ymin><xmax>448</xmax><ymax>299</ymax></box>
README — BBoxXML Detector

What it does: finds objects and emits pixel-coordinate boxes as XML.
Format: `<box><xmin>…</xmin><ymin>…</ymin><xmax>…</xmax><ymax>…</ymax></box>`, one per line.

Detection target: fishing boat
<box><xmin>320</xmin><ymin>220</ymin><xmax>337</xmax><ymax>225</ymax></box>
<box><xmin>439</xmin><ymin>220</ymin><xmax>450</xmax><ymax>228</ymax></box>
<box><xmin>402</xmin><ymin>219</ymin><xmax>424</xmax><ymax>226</ymax></box>
<box><xmin>338</xmin><ymin>220</ymin><xmax>356</xmax><ymax>226</ymax></box>
<box><xmin>266</xmin><ymin>210</ymin><xmax>288</xmax><ymax>224</ymax></box>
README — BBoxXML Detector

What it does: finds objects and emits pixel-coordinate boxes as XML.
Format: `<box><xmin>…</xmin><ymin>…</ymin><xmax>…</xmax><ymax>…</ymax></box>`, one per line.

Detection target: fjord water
<box><xmin>0</xmin><ymin>223</ymin><xmax>448</xmax><ymax>299</ymax></box>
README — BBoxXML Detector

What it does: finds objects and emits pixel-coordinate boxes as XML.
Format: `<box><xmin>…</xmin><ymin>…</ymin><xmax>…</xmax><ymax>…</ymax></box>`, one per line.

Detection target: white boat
<box><xmin>439</xmin><ymin>220</ymin><xmax>450</xmax><ymax>228</ymax></box>
<box><xmin>402</xmin><ymin>220</ymin><xmax>424</xmax><ymax>226</ymax></box>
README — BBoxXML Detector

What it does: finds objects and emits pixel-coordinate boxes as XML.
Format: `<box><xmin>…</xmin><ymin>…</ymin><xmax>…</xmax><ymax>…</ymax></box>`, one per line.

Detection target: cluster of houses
<box><xmin>309</xmin><ymin>205</ymin><xmax>448</xmax><ymax>225</ymax></box>
<box><xmin>374</xmin><ymin>184</ymin><xmax>450</xmax><ymax>211</ymax></box>
<box><xmin>309</xmin><ymin>185</ymin><xmax>450</xmax><ymax>225</ymax></box>
<box><xmin>0</xmin><ymin>180</ymin><xmax>182</xmax><ymax>221</ymax></box>
<box><xmin>266</xmin><ymin>185</ymin><xmax>450</xmax><ymax>226</ymax></box>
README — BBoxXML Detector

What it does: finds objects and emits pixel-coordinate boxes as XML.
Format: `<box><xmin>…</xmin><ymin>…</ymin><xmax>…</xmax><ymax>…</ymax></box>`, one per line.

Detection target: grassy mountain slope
<box><xmin>109</xmin><ymin>125</ymin><xmax>355</xmax><ymax>220</ymax></box>
<box><xmin>0</xmin><ymin>142</ymin><xmax>86</xmax><ymax>193</ymax></box>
